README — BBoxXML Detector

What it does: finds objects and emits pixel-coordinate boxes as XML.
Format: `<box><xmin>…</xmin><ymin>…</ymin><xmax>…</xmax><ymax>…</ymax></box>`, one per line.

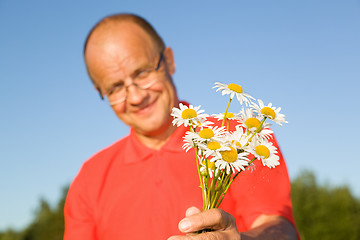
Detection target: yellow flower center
<box><xmin>224</xmin><ymin>112</ymin><xmax>234</xmax><ymax>118</ymax></box>
<box><xmin>261</xmin><ymin>107</ymin><xmax>276</xmax><ymax>120</ymax></box>
<box><xmin>245</xmin><ymin>117</ymin><xmax>261</xmax><ymax>129</ymax></box>
<box><xmin>202</xmin><ymin>159</ymin><xmax>215</xmax><ymax>170</ymax></box>
<box><xmin>231</xmin><ymin>140</ymin><xmax>242</xmax><ymax>148</ymax></box>
<box><xmin>220</xmin><ymin>146</ymin><xmax>238</xmax><ymax>163</ymax></box>
<box><xmin>207</xmin><ymin>141</ymin><xmax>221</xmax><ymax>150</ymax></box>
<box><xmin>228</xmin><ymin>83</ymin><xmax>243</xmax><ymax>93</ymax></box>
<box><xmin>181</xmin><ymin>108</ymin><xmax>197</xmax><ymax>119</ymax></box>
<box><xmin>199</xmin><ymin>128</ymin><xmax>215</xmax><ymax>139</ymax></box>
<box><xmin>255</xmin><ymin>145</ymin><xmax>270</xmax><ymax>159</ymax></box>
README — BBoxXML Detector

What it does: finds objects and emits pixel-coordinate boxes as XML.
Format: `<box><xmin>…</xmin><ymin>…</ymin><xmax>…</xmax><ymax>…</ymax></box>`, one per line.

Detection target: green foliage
<box><xmin>1</xmin><ymin>171</ymin><xmax>360</xmax><ymax>240</ymax></box>
<box><xmin>0</xmin><ymin>229</ymin><xmax>22</xmax><ymax>240</ymax></box>
<box><xmin>0</xmin><ymin>186</ymin><xmax>68</xmax><ymax>240</ymax></box>
<box><xmin>291</xmin><ymin>170</ymin><xmax>360</xmax><ymax>240</ymax></box>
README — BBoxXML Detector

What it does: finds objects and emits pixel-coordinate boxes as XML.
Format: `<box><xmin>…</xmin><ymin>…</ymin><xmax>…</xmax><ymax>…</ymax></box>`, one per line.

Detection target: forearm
<box><xmin>240</xmin><ymin>215</ymin><xmax>297</xmax><ymax>240</ymax></box>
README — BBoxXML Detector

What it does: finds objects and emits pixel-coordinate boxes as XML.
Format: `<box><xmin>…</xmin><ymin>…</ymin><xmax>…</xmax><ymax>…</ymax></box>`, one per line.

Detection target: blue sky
<box><xmin>1</xmin><ymin>0</ymin><xmax>359</xmax><ymax>231</ymax></box>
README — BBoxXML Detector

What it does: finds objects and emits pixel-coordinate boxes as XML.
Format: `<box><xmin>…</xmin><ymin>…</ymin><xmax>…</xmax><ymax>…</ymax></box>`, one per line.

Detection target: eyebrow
<box><xmin>102</xmin><ymin>54</ymin><xmax>161</xmax><ymax>93</ymax></box>
<box><xmin>102</xmin><ymin>65</ymin><xmax>149</xmax><ymax>93</ymax></box>
<box><xmin>101</xmin><ymin>83</ymin><xmax>119</xmax><ymax>95</ymax></box>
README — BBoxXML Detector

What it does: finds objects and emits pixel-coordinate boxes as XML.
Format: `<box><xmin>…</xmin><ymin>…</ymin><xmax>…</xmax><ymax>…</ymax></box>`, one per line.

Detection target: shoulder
<box><xmin>67</xmin><ymin>135</ymin><xmax>131</xmax><ymax>201</ymax></box>
<box><xmin>65</xmin><ymin>136</ymin><xmax>132</xmax><ymax>226</ymax></box>
<box><xmin>70</xmin><ymin>135</ymin><xmax>130</xmax><ymax>188</ymax></box>
<box><xmin>82</xmin><ymin>136</ymin><xmax>130</xmax><ymax>173</ymax></box>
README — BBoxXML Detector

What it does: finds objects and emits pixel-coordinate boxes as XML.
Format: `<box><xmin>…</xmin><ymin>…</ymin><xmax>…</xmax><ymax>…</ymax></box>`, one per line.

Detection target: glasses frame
<box><xmin>97</xmin><ymin>52</ymin><xmax>164</xmax><ymax>105</ymax></box>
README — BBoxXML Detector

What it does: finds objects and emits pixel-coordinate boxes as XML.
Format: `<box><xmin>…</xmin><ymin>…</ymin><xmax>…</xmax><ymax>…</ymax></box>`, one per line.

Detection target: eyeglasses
<box><xmin>99</xmin><ymin>52</ymin><xmax>164</xmax><ymax>106</ymax></box>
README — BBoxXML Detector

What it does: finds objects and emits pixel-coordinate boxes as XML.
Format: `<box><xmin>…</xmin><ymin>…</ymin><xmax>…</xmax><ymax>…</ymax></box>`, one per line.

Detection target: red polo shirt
<box><xmin>64</xmin><ymin>122</ymin><xmax>295</xmax><ymax>239</ymax></box>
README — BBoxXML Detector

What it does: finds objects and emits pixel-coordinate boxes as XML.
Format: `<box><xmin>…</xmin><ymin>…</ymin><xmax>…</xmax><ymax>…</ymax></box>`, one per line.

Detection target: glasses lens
<box><xmin>136</xmin><ymin>76</ymin><xmax>158</xmax><ymax>89</ymax></box>
<box><xmin>107</xmin><ymin>87</ymin><xmax>126</xmax><ymax>105</ymax></box>
<box><xmin>108</xmin><ymin>94</ymin><xmax>126</xmax><ymax>106</ymax></box>
<box><xmin>106</xmin><ymin>53</ymin><xmax>163</xmax><ymax>106</ymax></box>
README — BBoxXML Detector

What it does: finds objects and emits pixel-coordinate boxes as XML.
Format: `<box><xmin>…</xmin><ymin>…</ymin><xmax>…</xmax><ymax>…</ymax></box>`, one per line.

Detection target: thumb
<box><xmin>178</xmin><ymin>207</ymin><xmax>201</xmax><ymax>233</ymax></box>
<box><xmin>185</xmin><ymin>206</ymin><xmax>201</xmax><ymax>217</ymax></box>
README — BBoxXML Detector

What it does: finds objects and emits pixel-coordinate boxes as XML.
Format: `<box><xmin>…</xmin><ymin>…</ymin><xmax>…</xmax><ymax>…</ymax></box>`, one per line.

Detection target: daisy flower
<box><xmin>182</xmin><ymin>131</ymin><xmax>197</xmax><ymax>152</ymax></box>
<box><xmin>200</xmin><ymin>158</ymin><xmax>217</xmax><ymax>178</ymax></box>
<box><xmin>250</xmin><ymin>138</ymin><xmax>280</xmax><ymax>168</ymax></box>
<box><xmin>183</xmin><ymin>126</ymin><xmax>227</xmax><ymax>154</ymax></box>
<box><xmin>226</xmin><ymin>126</ymin><xmax>251</xmax><ymax>152</ymax></box>
<box><xmin>237</xmin><ymin>108</ymin><xmax>273</xmax><ymax>140</ymax></box>
<box><xmin>185</xmin><ymin>126</ymin><xmax>227</xmax><ymax>145</ymax></box>
<box><xmin>213</xmin><ymin>82</ymin><xmax>254</xmax><ymax>105</ymax></box>
<box><xmin>251</xmin><ymin>99</ymin><xmax>287</xmax><ymax>126</ymax></box>
<box><xmin>197</xmin><ymin>139</ymin><xmax>230</xmax><ymax>159</ymax></box>
<box><xmin>212</xmin><ymin>112</ymin><xmax>241</xmax><ymax>122</ymax></box>
<box><xmin>212</xmin><ymin>145</ymin><xmax>249</xmax><ymax>174</ymax></box>
<box><xmin>171</xmin><ymin>103</ymin><xmax>209</xmax><ymax>128</ymax></box>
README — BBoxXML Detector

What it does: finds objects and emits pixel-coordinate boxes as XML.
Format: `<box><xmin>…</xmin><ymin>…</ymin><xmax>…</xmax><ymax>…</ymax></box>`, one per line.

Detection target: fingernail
<box><xmin>179</xmin><ymin>219</ymin><xmax>191</xmax><ymax>232</ymax></box>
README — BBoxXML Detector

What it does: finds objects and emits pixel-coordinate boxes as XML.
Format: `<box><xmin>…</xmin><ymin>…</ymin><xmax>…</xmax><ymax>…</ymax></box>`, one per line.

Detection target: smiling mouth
<box><xmin>134</xmin><ymin>97</ymin><xmax>158</xmax><ymax>115</ymax></box>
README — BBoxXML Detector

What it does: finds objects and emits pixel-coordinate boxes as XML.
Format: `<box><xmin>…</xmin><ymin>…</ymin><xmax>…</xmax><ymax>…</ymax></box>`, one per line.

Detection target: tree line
<box><xmin>1</xmin><ymin>170</ymin><xmax>359</xmax><ymax>240</ymax></box>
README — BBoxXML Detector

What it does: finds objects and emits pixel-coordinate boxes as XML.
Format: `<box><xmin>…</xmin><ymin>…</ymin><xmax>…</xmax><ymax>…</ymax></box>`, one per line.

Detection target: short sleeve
<box><xmin>64</xmin><ymin>165</ymin><xmax>97</xmax><ymax>240</ymax></box>
<box><xmin>224</xmin><ymin>134</ymin><xmax>295</xmax><ymax>231</ymax></box>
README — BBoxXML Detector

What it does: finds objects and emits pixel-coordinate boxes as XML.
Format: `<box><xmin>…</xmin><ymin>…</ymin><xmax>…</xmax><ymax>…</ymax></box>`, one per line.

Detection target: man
<box><xmin>64</xmin><ymin>13</ymin><xmax>298</xmax><ymax>239</ymax></box>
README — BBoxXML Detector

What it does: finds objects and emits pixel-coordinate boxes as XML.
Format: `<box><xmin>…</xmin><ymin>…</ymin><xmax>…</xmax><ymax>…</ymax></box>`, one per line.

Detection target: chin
<box><xmin>138</xmin><ymin>118</ymin><xmax>171</xmax><ymax>136</ymax></box>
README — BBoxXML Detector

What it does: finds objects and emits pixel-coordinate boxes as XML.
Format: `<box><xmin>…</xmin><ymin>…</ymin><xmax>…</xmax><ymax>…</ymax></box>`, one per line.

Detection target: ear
<box><xmin>163</xmin><ymin>47</ymin><xmax>176</xmax><ymax>75</ymax></box>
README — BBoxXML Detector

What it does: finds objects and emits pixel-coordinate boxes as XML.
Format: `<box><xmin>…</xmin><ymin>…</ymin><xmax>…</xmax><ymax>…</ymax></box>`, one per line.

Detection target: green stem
<box><xmin>204</xmin><ymin>158</ymin><xmax>211</xmax><ymax>210</ymax></box>
<box><xmin>211</xmin><ymin>171</ymin><xmax>232</xmax><ymax>209</ymax></box>
<box><xmin>207</xmin><ymin>170</ymin><xmax>221</xmax><ymax>210</ymax></box>
<box><xmin>204</xmin><ymin>155</ymin><xmax>210</xmax><ymax>187</ymax></box>
<box><xmin>215</xmin><ymin>176</ymin><xmax>233</xmax><ymax>208</ymax></box>
<box><xmin>190</xmin><ymin>125</ymin><xmax>206</xmax><ymax>210</ymax></box>
<box><xmin>245</xmin><ymin>117</ymin><xmax>267</xmax><ymax>147</ymax></box>
<box><xmin>222</xmin><ymin>98</ymin><xmax>233</xmax><ymax>127</ymax></box>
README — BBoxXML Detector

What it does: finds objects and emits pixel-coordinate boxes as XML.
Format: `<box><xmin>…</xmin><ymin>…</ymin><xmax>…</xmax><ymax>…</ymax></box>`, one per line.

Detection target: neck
<box><xmin>134</xmin><ymin>121</ymin><xmax>177</xmax><ymax>150</ymax></box>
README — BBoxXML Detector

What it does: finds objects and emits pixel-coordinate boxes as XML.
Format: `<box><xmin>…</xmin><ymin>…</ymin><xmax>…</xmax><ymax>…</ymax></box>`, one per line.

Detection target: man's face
<box><xmin>85</xmin><ymin>22</ymin><xmax>179</xmax><ymax>137</ymax></box>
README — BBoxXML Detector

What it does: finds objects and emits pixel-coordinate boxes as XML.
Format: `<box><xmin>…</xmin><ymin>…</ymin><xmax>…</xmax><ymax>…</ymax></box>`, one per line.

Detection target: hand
<box><xmin>168</xmin><ymin>206</ymin><xmax>241</xmax><ymax>240</ymax></box>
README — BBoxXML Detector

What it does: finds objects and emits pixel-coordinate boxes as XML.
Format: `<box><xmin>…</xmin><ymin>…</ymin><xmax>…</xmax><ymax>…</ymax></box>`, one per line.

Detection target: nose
<box><xmin>125</xmin><ymin>83</ymin><xmax>148</xmax><ymax>105</ymax></box>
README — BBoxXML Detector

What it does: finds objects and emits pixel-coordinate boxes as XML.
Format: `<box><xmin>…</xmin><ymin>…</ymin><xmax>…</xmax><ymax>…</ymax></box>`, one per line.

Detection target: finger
<box><xmin>179</xmin><ymin>207</ymin><xmax>201</xmax><ymax>232</ymax></box>
<box><xmin>179</xmin><ymin>208</ymin><xmax>236</xmax><ymax>233</ymax></box>
<box><xmin>193</xmin><ymin>230</ymin><xmax>233</xmax><ymax>240</ymax></box>
<box><xmin>185</xmin><ymin>206</ymin><xmax>201</xmax><ymax>217</ymax></box>
<box><xmin>168</xmin><ymin>230</ymin><xmax>234</xmax><ymax>240</ymax></box>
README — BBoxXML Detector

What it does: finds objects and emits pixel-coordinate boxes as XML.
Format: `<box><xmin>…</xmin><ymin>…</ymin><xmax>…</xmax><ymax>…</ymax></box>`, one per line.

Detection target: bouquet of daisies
<box><xmin>171</xmin><ymin>82</ymin><xmax>287</xmax><ymax>211</ymax></box>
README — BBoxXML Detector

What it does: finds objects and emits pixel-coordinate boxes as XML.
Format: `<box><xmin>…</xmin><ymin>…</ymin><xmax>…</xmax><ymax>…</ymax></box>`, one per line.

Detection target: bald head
<box><xmin>84</xmin><ymin>14</ymin><xmax>165</xmax><ymax>56</ymax></box>
<box><xmin>83</xmin><ymin>14</ymin><xmax>166</xmax><ymax>89</ymax></box>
